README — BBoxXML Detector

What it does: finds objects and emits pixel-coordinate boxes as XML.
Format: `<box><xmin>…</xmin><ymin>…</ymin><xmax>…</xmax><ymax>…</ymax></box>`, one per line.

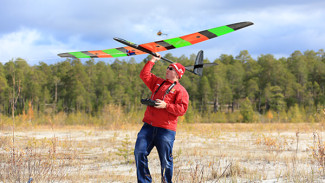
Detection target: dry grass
<box><xmin>1</xmin><ymin>122</ymin><xmax>325</xmax><ymax>182</ymax></box>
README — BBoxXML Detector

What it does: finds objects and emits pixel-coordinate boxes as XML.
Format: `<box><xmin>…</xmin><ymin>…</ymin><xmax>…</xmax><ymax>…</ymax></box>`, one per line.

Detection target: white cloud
<box><xmin>0</xmin><ymin>28</ymin><xmax>39</xmax><ymax>62</ymax></box>
<box><xmin>0</xmin><ymin>28</ymin><xmax>71</xmax><ymax>65</ymax></box>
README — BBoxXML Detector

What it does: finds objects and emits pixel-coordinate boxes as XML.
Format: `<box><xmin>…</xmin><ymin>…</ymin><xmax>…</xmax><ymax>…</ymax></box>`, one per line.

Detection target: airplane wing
<box><xmin>58</xmin><ymin>21</ymin><xmax>253</xmax><ymax>59</ymax></box>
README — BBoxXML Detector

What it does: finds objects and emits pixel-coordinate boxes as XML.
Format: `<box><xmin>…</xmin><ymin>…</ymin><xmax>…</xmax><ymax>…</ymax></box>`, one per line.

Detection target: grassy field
<box><xmin>1</xmin><ymin>122</ymin><xmax>325</xmax><ymax>182</ymax></box>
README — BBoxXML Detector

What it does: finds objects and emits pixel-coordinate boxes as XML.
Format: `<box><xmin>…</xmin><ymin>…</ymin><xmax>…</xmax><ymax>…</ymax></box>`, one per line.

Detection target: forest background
<box><xmin>0</xmin><ymin>49</ymin><xmax>324</xmax><ymax>126</ymax></box>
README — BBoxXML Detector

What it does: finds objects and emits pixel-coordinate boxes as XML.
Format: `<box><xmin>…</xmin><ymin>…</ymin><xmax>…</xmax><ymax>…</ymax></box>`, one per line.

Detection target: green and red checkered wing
<box><xmin>58</xmin><ymin>21</ymin><xmax>253</xmax><ymax>58</ymax></box>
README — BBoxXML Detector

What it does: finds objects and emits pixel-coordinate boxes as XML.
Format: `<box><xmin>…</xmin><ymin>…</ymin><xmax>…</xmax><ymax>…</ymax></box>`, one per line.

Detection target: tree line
<box><xmin>0</xmin><ymin>49</ymin><xmax>324</xmax><ymax>122</ymax></box>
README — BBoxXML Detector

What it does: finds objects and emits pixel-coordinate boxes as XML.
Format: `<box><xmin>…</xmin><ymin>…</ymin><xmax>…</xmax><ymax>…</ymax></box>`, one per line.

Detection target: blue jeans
<box><xmin>134</xmin><ymin>123</ymin><xmax>176</xmax><ymax>183</ymax></box>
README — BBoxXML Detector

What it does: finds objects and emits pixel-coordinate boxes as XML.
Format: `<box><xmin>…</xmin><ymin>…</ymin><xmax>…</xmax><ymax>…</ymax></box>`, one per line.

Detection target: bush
<box><xmin>240</xmin><ymin>98</ymin><xmax>254</xmax><ymax>123</ymax></box>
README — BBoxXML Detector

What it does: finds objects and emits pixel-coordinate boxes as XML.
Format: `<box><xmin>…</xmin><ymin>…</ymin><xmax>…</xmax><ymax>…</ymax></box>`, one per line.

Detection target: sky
<box><xmin>0</xmin><ymin>0</ymin><xmax>324</xmax><ymax>65</ymax></box>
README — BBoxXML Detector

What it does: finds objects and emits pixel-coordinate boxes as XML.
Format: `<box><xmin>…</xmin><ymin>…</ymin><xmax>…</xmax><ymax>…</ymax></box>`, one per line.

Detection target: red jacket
<box><xmin>140</xmin><ymin>61</ymin><xmax>189</xmax><ymax>131</ymax></box>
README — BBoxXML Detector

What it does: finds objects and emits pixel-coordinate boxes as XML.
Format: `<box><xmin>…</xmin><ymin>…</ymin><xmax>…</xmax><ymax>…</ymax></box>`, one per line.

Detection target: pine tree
<box><xmin>116</xmin><ymin>134</ymin><xmax>134</xmax><ymax>164</ymax></box>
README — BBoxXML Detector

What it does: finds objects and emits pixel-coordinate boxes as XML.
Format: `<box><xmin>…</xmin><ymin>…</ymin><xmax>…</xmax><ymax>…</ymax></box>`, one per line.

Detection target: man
<box><xmin>134</xmin><ymin>53</ymin><xmax>189</xmax><ymax>183</ymax></box>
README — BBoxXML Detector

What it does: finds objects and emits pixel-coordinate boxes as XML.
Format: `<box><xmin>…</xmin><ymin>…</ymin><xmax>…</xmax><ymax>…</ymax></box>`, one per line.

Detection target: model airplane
<box><xmin>157</xmin><ymin>30</ymin><xmax>168</xmax><ymax>36</ymax></box>
<box><xmin>58</xmin><ymin>21</ymin><xmax>253</xmax><ymax>76</ymax></box>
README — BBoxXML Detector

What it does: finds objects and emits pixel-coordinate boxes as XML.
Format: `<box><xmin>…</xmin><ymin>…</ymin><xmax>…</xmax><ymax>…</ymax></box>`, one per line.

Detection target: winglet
<box><xmin>58</xmin><ymin>53</ymin><xmax>76</xmax><ymax>58</ymax></box>
<box><xmin>227</xmin><ymin>21</ymin><xmax>254</xmax><ymax>30</ymax></box>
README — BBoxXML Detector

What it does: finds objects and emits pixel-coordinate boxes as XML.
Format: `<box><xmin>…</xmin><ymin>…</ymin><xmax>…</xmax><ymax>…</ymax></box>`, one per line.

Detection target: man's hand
<box><xmin>155</xmin><ymin>99</ymin><xmax>167</xmax><ymax>109</ymax></box>
<box><xmin>149</xmin><ymin>53</ymin><xmax>161</xmax><ymax>63</ymax></box>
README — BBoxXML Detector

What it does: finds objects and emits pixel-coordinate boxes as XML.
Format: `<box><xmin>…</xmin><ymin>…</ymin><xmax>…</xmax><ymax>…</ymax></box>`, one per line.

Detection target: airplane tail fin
<box><xmin>193</xmin><ymin>50</ymin><xmax>204</xmax><ymax>76</ymax></box>
<box><xmin>185</xmin><ymin>50</ymin><xmax>218</xmax><ymax>76</ymax></box>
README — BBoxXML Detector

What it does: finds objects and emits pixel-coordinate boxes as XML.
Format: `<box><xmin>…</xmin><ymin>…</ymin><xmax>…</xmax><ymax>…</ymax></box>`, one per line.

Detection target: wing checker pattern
<box><xmin>58</xmin><ymin>22</ymin><xmax>253</xmax><ymax>59</ymax></box>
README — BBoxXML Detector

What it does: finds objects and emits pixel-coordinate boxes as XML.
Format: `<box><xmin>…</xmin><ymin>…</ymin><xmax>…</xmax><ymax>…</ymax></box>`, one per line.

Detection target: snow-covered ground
<box><xmin>1</xmin><ymin>123</ymin><xmax>325</xmax><ymax>182</ymax></box>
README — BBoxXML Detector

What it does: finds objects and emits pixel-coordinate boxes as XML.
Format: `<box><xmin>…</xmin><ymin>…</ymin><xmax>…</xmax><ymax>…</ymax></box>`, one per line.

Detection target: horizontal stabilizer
<box><xmin>184</xmin><ymin>63</ymin><xmax>218</xmax><ymax>70</ymax></box>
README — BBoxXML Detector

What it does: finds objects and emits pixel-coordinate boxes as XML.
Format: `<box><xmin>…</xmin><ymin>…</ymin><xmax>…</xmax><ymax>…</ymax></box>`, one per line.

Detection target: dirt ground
<box><xmin>1</xmin><ymin>123</ymin><xmax>325</xmax><ymax>182</ymax></box>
